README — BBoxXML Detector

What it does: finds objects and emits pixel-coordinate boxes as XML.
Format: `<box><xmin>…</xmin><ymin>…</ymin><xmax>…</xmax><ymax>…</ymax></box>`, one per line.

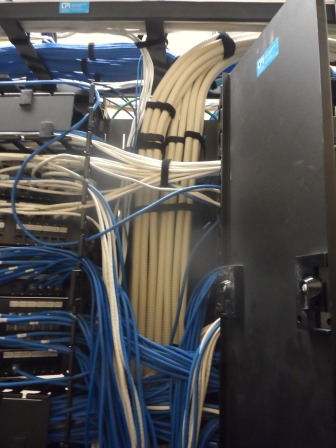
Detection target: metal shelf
<box><xmin>0</xmin><ymin>1</ymin><xmax>286</xmax><ymax>34</ymax></box>
<box><xmin>0</xmin><ymin>1</ymin><xmax>334</xmax><ymax>34</ymax></box>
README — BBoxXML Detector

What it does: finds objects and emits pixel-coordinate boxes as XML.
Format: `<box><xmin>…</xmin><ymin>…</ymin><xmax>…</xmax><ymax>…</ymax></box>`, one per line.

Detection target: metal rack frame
<box><xmin>0</xmin><ymin>1</ymin><xmax>334</xmax><ymax>33</ymax></box>
<box><xmin>1</xmin><ymin>1</ymin><xmax>336</xmax><ymax>446</ymax></box>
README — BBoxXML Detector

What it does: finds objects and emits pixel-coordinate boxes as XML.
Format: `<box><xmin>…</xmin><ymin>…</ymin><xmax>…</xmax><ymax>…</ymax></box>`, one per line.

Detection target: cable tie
<box><xmin>135</xmin><ymin>36</ymin><xmax>167</xmax><ymax>49</ymax></box>
<box><xmin>185</xmin><ymin>131</ymin><xmax>206</xmax><ymax>150</ymax></box>
<box><xmin>165</xmin><ymin>136</ymin><xmax>185</xmax><ymax>145</ymax></box>
<box><xmin>146</xmin><ymin>101</ymin><xmax>176</xmax><ymax>118</ymax></box>
<box><xmin>81</xmin><ymin>58</ymin><xmax>89</xmax><ymax>75</ymax></box>
<box><xmin>160</xmin><ymin>158</ymin><xmax>171</xmax><ymax>187</ymax></box>
<box><xmin>217</xmin><ymin>32</ymin><xmax>236</xmax><ymax>59</ymax></box>
<box><xmin>8</xmin><ymin>39</ymin><xmax>53</xmax><ymax>77</ymax></box>
<box><xmin>136</xmin><ymin>132</ymin><xmax>165</xmax><ymax>151</ymax></box>
<box><xmin>136</xmin><ymin>141</ymin><xmax>165</xmax><ymax>151</ymax></box>
<box><xmin>137</xmin><ymin>133</ymin><xmax>165</xmax><ymax>144</ymax></box>
<box><xmin>88</xmin><ymin>42</ymin><xmax>96</xmax><ymax>61</ymax></box>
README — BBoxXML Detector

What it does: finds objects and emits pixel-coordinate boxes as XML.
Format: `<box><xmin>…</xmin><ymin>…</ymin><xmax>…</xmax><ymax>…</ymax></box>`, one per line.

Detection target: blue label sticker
<box><xmin>256</xmin><ymin>38</ymin><xmax>279</xmax><ymax>78</ymax></box>
<box><xmin>59</xmin><ymin>2</ymin><xmax>90</xmax><ymax>14</ymax></box>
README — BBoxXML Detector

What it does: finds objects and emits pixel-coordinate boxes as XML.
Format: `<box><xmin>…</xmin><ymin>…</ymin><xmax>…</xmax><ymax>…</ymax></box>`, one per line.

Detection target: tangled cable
<box><xmin>0</xmin><ymin>33</ymin><xmax>248</xmax><ymax>447</ymax></box>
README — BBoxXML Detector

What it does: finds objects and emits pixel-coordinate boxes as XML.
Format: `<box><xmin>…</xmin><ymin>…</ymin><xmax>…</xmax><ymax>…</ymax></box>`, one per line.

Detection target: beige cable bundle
<box><xmin>130</xmin><ymin>33</ymin><xmax>256</xmax><ymax>345</ymax></box>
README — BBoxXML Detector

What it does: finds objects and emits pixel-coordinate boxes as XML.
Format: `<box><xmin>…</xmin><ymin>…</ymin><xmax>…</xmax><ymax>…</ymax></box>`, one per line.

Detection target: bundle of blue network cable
<box><xmin>0</xmin><ymin>77</ymin><xmax>221</xmax><ymax>447</ymax></box>
<box><xmin>0</xmin><ymin>246</ymin><xmax>220</xmax><ymax>447</ymax></box>
<box><xmin>0</xmin><ymin>42</ymin><xmax>176</xmax><ymax>82</ymax></box>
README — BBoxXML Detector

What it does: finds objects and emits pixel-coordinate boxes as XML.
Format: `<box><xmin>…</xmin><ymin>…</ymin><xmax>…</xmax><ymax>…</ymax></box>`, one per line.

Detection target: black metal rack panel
<box><xmin>221</xmin><ymin>0</ymin><xmax>336</xmax><ymax>446</ymax></box>
<box><xmin>0</xmin><ymin>1</ymin><xmax>284</xmax><ymax>25</ymax></box>
<box><xmin>0</xmin><ymin>1</ymin><xmax>334</xmax><ymax>32</ymax></box>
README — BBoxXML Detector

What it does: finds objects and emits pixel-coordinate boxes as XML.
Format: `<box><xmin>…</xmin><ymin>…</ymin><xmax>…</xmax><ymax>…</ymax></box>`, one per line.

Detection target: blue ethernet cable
<box><xmin>0</xmin><ymin>192</ymin><xmax>221</xmax><ymax>447</ymax></box>
<box><xmin>169</xmin><ymin>219</ymin><xmax>220</xmax><ymax>344</ymax></box>
<box><xmin>0</xmin><ymin>42</ymin><xmax>176</xmax><ymax>82</ymax></box>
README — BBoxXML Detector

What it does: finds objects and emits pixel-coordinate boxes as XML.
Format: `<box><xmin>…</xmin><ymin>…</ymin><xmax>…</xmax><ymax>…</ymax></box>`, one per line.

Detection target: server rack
<box><xmin>0</xmin><ymin>0</ymin><xmax>335</xmax><ymax>446</ymax></box>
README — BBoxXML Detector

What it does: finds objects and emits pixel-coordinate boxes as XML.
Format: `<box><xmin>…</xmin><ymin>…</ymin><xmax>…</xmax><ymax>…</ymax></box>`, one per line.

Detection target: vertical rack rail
<box><xmin>61</xmin><ymin>84</ymin><xmax>95</xmax><ymax>447</ymax></box>
<box><xmin>219</xmin><ymin>73</ymin><xmax>230</xmax><ymax>448</ymax></box>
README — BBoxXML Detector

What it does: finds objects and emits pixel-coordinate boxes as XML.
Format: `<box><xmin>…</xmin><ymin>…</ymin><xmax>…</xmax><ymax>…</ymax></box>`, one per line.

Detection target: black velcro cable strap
<box><xmin>81</xmin><ymin>58</ymin><xmax>89</xmax><ymax>75</ymax></box>
<box><xmin>135</xmin><ymin>36</ymin><xmax>167</xmax><ymax>49</ymax></box>
<box><xmin>10</xmin><ymin>37</ymin><xmax>47</xmax><ymax>75</ymax></box>
<box><xmin>136</xmin><ymin>132</ymin><xmax>165</xmax><ymax>151</ymax></box>
<box><xmin>146</xmin><ymin>101</ymin><xmax>176</xmax><ymax>118</ymax></box>
<box><xmin>165</xmin><ymin>136</ymin><xmax>185</xmax><ymax>145</ymax></box>
<box><xmin>82</xmin><ymin>56</ymin><xmax>100</xmax><ymax>81</ymax></box>
<box><xmin>160</xmin><ymin>158</ymin><xmax>171</xmax><ymax>187</ymax></box>
<box><xmin>11</xmin><ymin>37</ymin><xmax>30</xmax><ymax>46</ymax></box>
<box><xmin>88</xmin><ymin>43</ymin><xmax>96</xmax><ymax>61</ymax></box>
<box><xmin>185</xmin><ymin>131</ymin><xmax>206</xmax><ymax>149</ymax></box>
<box><xmin>217</xmin><ymin>32</ymin><xmax>236</xmax><ymax>59</ymax></box>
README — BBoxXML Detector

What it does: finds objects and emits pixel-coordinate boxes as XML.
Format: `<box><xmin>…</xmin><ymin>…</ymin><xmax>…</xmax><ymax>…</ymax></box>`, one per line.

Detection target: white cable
<box><xmin>183</xmin><ymin>319</ymin><xmax>220</xmax><ymax>448</ymax></box>
<box><xmin>88</xmin><ymin>187</ymin><xmax>145</xmax><ymax>447</ymax></box>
